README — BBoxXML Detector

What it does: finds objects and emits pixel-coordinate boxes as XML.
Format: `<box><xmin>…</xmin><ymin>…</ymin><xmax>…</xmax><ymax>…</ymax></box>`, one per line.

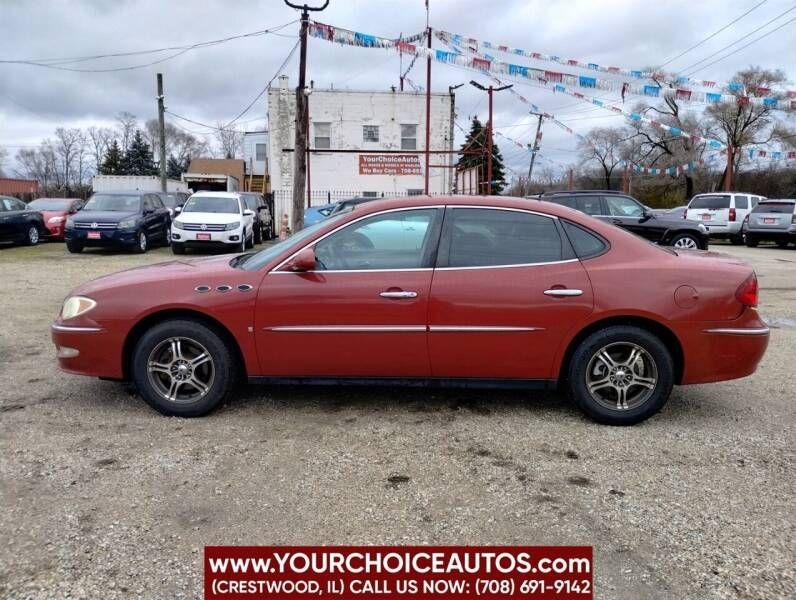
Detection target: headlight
<box><xmin>61</xmin><ymin>296</ymin><xmax>97</xmax><ymax>320</ymax></box>
<box><xmin>172</xmin><ymin>220</ymin><xmax>185</xmax><ymax>230</ymax></box>
<box><xmin>224</xmin><ymin>222</ymin><xmax>241</xmax><ymax>231</ymax></box>
<box><xmin>118</xmin><ymin>218</ymin><xmax>137</xmax><ymax>229</ymax></box>
<box><xmin>65</xmin><ymin>217</ymin><xmax>75</xmax><ymax>229</ymax></box>
<box><xmin>48</xmin><ymin>216</ymin><xmax>66</xmax><ymax>225</ymax></box>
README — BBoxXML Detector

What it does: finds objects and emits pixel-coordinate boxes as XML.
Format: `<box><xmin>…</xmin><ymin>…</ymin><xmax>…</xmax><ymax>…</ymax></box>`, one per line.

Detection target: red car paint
<box><xmin>52</xmin><ymin>195</ymin><xmax>769</xmax><ymax>387</ymax></box>
<box><xmin>29</xmin><ymin>198</ymin><xmax>83</xmax><ymax>240</ymax></box>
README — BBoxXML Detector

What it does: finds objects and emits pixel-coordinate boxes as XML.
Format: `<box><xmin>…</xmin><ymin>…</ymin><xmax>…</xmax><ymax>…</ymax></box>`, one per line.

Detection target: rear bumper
<box><xmin>745</xmin><ymin>228</ymin><xmax>796</xmax><ymax>242</ymax></box>
<box><xmin>675</xmin><ymin>310</ymin><xmax>769</xmax><ymax>384</ymax></box>
<box><xmin>702</xmin><ymin>222</ymin><xmax>741</xmax><ymax>237</ymax></box>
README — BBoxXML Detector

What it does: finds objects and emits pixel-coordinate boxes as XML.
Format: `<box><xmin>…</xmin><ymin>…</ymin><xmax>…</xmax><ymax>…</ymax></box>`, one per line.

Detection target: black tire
<box><xmin>245</xmin><ymin>230</ymin><xmax>254</xmax><ymax>249</ymax></box>
<box><xmin>669</xmin><ymin>232</ymin><xmax>701</xmax><ymax>251</ymax></box>
<box><xmin>131</xmin><ymin>319</ymin><xmax>236</xmax><ymax>417</ymax></box>
<box><xmin>745</xmin><ymin>236</ymin><xmax>759</xmax><ymax>248</ymax></box>
<box><xmin>66</xmin><ymin>239</ymin><xmax>83</xmax><ymax>253</ymax></box>
<box><xmin>24</xmin><ymin>225</ymin><xmax>40</xmax><ymax>246</ymax></box>
<box><xmin>730</xmin><ymin>234</ymin><xmax>744</xmax><ymax>245</ymax></box>
<box><xmin>133</xmin><ymin>230</ymin><xmax>148</xmax><ymax>254</ymax></box>
<box><xmin>253</xmin><ymin>225</ymin><xmax>262</xmax><ymax>245</ymax></box>
<box><xmin>171</xmin><ymin>242</ymin><xmax>186</xmax><ymax>255</ymax></box>
<box><xmin>566</xmin><ymin>325</ymin><xmax>674</xmax><ymax>426</ymax></box>
<box><xmin>162</xmin><ymin>224</ymin><xmax>171</xmax><ymax>247</ymax></box>
<box><xmin>775</xmin><ymin>240</ymin><xmax>789</xmax><ymax>249</ymax></box>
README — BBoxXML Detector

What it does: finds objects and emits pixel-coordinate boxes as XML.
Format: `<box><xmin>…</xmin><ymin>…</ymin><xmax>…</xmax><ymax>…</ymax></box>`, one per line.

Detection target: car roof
<box><xmin>93</xmin><ymin>191</ymin><xmax>145</xmax><ymax>196</ymax></box>
<box><xmin>541</xmin><ymin>190</ymin><xmax>624</xmax><ymax>196</ymax></box>
<box><xmin>189</xmin><ymin>191</ymin><xmax>241</xmax><ymax>198</ymax></box>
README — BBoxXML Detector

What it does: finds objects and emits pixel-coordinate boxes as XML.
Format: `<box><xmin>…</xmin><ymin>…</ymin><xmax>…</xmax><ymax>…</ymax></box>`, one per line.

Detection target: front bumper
<box><xmin>44</xmin><ymin>223</ymin><xmax>66</xmax><ymax>239</ymax></box>
<box><xmin>171</xmin><ymin>227</ymin><xmax>244</xmax><ymax>247</ymax></box>
<box><xmin>66</xmin><ymin>228</ymin><xmax>139</xmax><ymax>247</ymax></box>
<box><xmin>51</xmin><ymin>321</ymin><xmax>125</xmax><ymax>379</ymax></box>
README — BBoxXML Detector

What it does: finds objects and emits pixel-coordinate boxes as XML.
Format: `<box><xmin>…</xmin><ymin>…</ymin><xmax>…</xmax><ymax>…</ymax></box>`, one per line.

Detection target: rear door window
<box><xmin>690</xmin><ymin>195</ymin><xmax>731</xmax><ymax>209</ymax></box>
<box><xmin>752</xmin><ymin>202</ymin><xmax>795</xmax><ymax>214</ymax></box>
<box><xmin>443</xmin><ymin>208</ymin><xmax>563</xmax><ymax>267</ymax></box>
<box><xmin>577</xmin><ymin>196</ymin><xmax>603</xmax><ymax>216</ymax></box>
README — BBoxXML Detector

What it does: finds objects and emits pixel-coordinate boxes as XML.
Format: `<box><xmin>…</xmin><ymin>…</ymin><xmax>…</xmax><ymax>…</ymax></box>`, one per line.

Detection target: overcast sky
<box><xmin>2</xmin><ymin>0</ymin><xmax>795</xmax><ymax>179</ymax></box>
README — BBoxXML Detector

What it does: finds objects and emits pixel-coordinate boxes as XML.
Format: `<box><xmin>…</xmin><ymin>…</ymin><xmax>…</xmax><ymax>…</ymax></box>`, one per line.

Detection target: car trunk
<box><xmin>748</xmin><ymin>202</ymin><xmax>795</xmax><ymax>231</ymax></box>
<box><xmin>687</xmin><ymin>194</ymin><xmax>731</xmax><ymax>226</ymax></box>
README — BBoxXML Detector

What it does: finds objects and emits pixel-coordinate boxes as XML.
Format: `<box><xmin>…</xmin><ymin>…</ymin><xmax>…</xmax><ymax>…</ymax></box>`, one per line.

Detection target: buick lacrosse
<box><xmin>51</xmin><ymin>196</ymin><xmax>769</xmax><ymax>425</ymax></box>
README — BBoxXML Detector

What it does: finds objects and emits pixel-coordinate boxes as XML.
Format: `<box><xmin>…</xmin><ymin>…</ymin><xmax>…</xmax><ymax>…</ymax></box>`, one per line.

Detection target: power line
<box><xmin>685</xmin><ymin>14</ymin><xmax>796</xmax><ymax>75</ymax></box>
<box><xmin>658</xmin><ymin>0</ymin><xmax>768</xmax><ymax>68</ymax></box>
<box><xmin>679</xmin><ymin>4</ymin><xmax>796</xmax><ymax>75</ymax></box>
<box><xmin>0</xmin><ymin>20</ymin><xmax>299</xmax><ymax>72</ymax></box>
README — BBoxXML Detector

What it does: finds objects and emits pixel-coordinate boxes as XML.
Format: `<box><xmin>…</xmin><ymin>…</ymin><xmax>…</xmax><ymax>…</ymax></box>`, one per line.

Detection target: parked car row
<box><xmin>1</xmin><ymin>190</ymin><xmax>274</xmax><ymax>254</ymax></box>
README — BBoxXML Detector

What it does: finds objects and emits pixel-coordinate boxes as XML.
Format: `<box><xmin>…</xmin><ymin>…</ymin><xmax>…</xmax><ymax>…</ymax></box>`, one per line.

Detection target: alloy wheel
<box><xmin>139</xmin><ymin>232</ymin><xmax>147</xmax><ymax>251</ymax></box>
<box><xmin>585</xmin><ymin>342</ymin><xmax>658</xmax><ymax>411</ymax></box>
<box><xmin>673</xmin><ymin>236</ymin><xmax>698</xmax><ymax>250</ymax></box>
<box><xmin>28</xmin><ymin>227</ymin><xmax>39</xmax><ymax>244</ymax></box>
<box><xmin>146</xmin><ymin>337</ymin><xmax>215</xmax><ymax>403</ymax></box>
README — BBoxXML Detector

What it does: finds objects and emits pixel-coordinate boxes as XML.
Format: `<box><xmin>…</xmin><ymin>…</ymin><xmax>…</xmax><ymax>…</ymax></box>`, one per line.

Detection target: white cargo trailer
<box><xmin>92</xmin><ymin>175</ymin><xmax>188</xmax><ymax>193</ymax></box>
<box><xmin>181</xmin><ymin>172</ymin><xmax>239</xmax><ymax>192</ymax></box>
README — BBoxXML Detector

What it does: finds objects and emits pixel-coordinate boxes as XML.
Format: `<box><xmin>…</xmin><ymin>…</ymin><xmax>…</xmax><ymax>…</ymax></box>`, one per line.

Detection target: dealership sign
<box><xmin>359</xmin><ymin>154</ymin><xmax>421</xmax><ymax>176</ymax></box>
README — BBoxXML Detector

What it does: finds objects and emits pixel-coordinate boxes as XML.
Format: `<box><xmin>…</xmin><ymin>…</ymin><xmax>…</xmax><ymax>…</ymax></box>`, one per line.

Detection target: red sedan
<box><xmin>28</xmin><ymin>197</ymin><xmax>84</xmax><ymax>240</ymax></box>
<box><xmin>51</xmin><ymin>196</ymin><xmax>769</xmax><ymax>425</ymax></box>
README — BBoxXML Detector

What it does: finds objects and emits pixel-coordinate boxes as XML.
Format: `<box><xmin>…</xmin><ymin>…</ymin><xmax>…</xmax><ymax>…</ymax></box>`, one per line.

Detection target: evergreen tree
<box><xmin>456</xmin><ymin>117</ymin><xmax>507</xmax><ymax>194</ymax></box>
<box><xmin>166</xmin><ymin>154</ymin><xmax>189</xmax><ymax>179</ymax></box>
<box><xmin>120</xmin><ymin>130</ymin><xmax>157</xmax><ymax>176</ymax></box>
<box><xmin>100</xmin><ymin>139</ymin><xmax>123</xmax><ymax>175</ymax></box>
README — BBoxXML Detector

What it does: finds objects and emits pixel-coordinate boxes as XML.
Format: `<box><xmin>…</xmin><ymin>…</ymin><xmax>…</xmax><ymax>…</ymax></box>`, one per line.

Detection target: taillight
<box><xmin>735</xmin><ymin>273</ymin><xmax>758</xmax><ymax>308</ymax></box>
<box><xmin>729</xmin><ymin>207</ymin><xmax>736</xmax><ymax>222</ymax></box>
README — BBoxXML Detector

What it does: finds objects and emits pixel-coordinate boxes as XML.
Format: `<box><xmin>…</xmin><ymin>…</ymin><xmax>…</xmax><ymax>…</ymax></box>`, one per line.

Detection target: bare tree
<box><xmin>116</xmin><ymin>111</ymin><xmax>138</xmax><ymax>153</ymax></box>
<box><xmin>0</xmin><ymin>145</ymin><xmax>7</xmax><ymax>177</ymax></box>
<box><xmin>578</xmin><ymin>127</ymin><xmax>635</xmax><ymax>189</ymax></box>
<box><xmin>54</xmin><ymin>128</ymin><xmax>84</xmax><ymax>190</ymax></box>
<box><xmin>87</xmin><ymin>126</ymin><xmax>113</xmax><ymax>172</ymax></box>
<box><xmin>215</xmin><ymin>123</ymin><xmax>243</xmax><ymax>158</ymax></box>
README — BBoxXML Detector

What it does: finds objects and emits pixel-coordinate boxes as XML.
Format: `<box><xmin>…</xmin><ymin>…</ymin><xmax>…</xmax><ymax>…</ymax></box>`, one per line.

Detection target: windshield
<box><xmin>239</xmin><ymin>215</ymin><xmax>347</xmax><ymax>271</ymax></box>
<box><xmin>182</xmin><ymin>196</ymin><xmax>240</xmax><ymax>214</ymax></box>
<box><xmin>752</xmin><ymin>202</ymin><xmax>795</xmax><ymax>214</ymax></box>
<box><xmin>160</xmin><ymin>194</ymin><xmax>179</xmax><ymax>208</ymax></box>
<box><xmin>84</xmin><ymin>194</ymin><xmax>141</xmax><ymax>212</ymax></box>
<box><xmin>690</xmin><ymin>195</ymin><xmax>730</xmax><ymax>210</ymax></box>
<box><xmin>29</xmin><ymin>199</ymin><xmax>71</xmax><ymax>210</ymax></box>
<box><xmin>318</xmin><ymin>206</ymin><xmax>333</xmax><ymax>216</ymax></box>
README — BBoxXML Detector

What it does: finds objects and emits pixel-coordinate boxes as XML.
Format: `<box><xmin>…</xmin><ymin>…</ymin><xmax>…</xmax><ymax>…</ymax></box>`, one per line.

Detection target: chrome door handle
<box><xmin>544</xmin><ymin>289</ymin><xmax>583</xmax><ymax>297</ymax></box>
<box><xmin>380</xmin><ymin>291</ymin><xmax>418</xmax><ymax>299</ymax></box>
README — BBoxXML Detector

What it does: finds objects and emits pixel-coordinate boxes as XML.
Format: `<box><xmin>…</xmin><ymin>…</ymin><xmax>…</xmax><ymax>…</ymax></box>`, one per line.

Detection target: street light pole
<box><xmin>470</xmin><ymin>81</ymin><xmax>511</xmax><ymax>195</ymax></box>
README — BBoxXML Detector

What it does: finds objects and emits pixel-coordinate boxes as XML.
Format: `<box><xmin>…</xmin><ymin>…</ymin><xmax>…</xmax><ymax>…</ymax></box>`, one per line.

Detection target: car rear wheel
<box><xmin>566</xmin><ymin>325</ymin><xmax>674</xmax><ymax>425</ymax></box>
<box><xmin>131</xmin><ymin>319</ymin><xmax>236</xmax><ymax>417</ymax></box>
<box><xmin>730</xmin><ymin>234</ymin><xmax>744</xmax><ymax>245</ymax></box>
<box><xmin>25</xmin><ymin>226</ymin><xmax>40</xmax><ymax>246</ymax></box>
<box><xmin>670</xmin><ymin>232</ymin><xmax>700</xmax><ymax>250</ymax></box>
<box><xmin>66</xmin><ymin>239</ymin><xmax>83</xmax><ymax>253</ymax></box>
<box><xmin>134</xmin><ymin>231</ymin><xmax>148</xmax><ymax>254</ymax></box>
<box><xmin>745</xmin><ymin>236</ymin><xmax>759</xmax><ymax>248</ymax></box>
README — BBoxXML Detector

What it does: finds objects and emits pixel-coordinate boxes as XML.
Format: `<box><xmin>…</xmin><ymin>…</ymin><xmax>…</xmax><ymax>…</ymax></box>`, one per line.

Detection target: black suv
<box><xmin>539</xmin><ymin>190</ymin><xmax>709</xmax><ymax>250</ymax></box>
<box><xmin>65</xmin><ymin>191</ymin><xmax>171</xmax><ymax>253</ymax></box>
<box><xmin>239</xmin><ymin>192</ymin><xmax>273</xmax><ymax>244</ymax></box>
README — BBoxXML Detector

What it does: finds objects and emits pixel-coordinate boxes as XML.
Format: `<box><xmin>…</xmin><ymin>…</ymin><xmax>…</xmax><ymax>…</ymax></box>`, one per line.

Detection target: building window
<box><xmin>314</xmin><ymin>122</ymin><xmax>331</xmax><ymax>149</ymax></box>
<box><xmin>255</xmin><ymin>143</ymin><xmax>267</xmax><ymax>161</ymax></box>
<box><xmin>363</xmin><ymin>125</ymin><xmax>379</xmax><ymax>143</ymax></box>
<box><xmin>407</xmin><ymin>189</ymin><xmax>423</xmax><ymax>196</ymax></box>
<box><xmin>401</xmin><ymin>124</ymin><xmax>417</xmax><ymax>150</ymax></box>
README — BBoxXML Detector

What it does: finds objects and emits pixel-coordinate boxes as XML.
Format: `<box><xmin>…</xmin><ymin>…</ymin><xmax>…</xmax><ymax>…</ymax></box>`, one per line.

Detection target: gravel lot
<box><xmin>1</xmin><ymin>240</ymin><xmax>793</xmax><ymax>599</ymax></box>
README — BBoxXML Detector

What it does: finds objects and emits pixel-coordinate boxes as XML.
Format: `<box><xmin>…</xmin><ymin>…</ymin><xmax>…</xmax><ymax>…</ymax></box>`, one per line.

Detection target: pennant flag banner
<box><xmin>435</xmin><ymin>30</ymin><xmax>796</xmax><ymax>105</ymax></box>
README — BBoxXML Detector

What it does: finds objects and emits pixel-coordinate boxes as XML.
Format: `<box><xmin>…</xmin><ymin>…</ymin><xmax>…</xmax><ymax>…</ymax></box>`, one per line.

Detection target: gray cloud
<box><xmin>2</xmin><ymin>0</ymin><xmax>794</xmax><ymax>177</ymax></box>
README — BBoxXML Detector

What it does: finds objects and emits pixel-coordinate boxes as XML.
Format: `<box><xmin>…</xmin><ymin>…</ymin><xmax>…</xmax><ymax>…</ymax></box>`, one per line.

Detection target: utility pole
<box><xmin>284</xmin><ymin>0</ymin><xmax>328</xmax><ymax>232</ymax></box>
<box><xmin>423</xmin><ymin>17</ymin><xmax>432</xmax><ymax>194</ymax></box>
<box><xmin>568</xmin><ymin>168</ymin><xmax>574</xmax><ymax>190</ymax></box>
<box><xmin>448</xmin><ymin>83</ymin><xmax>463</xmax><ymax>193</ymax></box>
<box><xmin>723</xmin><ymin>144</ymin><xmax>735</xmax><ymax>191</ymax></box>
<box><xmin>156</xmin><ymin>73</ymin><xmax>167</xmax><ymax>192</ymax></box>
<box><xmin>470</xmin><ymin>81</ymin><xmax>512</xmax><ymax>195</ymax></box>
<box><xmin>526</xmin><ymin>112</ymin><xmax>544</xmax><ymax>184</ymax></box>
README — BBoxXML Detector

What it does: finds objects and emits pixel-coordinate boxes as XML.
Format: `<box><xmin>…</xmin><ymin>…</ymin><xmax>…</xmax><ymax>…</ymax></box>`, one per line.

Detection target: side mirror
<box><xmin>639</xmin><ymin>210</ymin><xmax>653</xmax><ymax>222</ymax></box>
<box><xmin>285</xmin><ymin>247</ymin><xmax>316</xmax><ymax>272</ymax></box>
<box><xmin>243</xmin><ymin>209</ymin><xmax>254</xmax><ymax>216</ymax></box>
<box><xmin>174</xmin><ymin>206</ymin><xmax>182</xmax><ymax>213</ymax></box>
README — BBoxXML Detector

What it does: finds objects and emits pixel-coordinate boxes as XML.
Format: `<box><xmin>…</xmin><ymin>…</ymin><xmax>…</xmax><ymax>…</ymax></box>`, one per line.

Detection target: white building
<box><xmin>242</xmin><ymin>131</ymin><xmax>269</xmax><ymax>193</ymax></box>
<box><xmin>268</xmin><ymin>75</ymin><xmax>454</xmax><ymax>221</ymax></box>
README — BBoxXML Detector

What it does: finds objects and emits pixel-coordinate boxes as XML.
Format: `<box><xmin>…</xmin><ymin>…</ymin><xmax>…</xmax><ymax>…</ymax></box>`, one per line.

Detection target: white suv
<box><xmin>170</xmin><ymin>192</ymin><xmax>254</xmax><ymax>254</ymax></box>
<box><xmin>685</xmin><ymin>192</ymin><xmax>765</xmax><ymax>244</ymax></box>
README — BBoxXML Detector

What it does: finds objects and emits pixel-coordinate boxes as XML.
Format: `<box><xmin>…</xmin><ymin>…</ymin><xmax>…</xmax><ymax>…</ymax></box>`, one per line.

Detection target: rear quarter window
<box><xmin>562</xmin><ymin>221</ymin><xmax>608</xmax><ymax>259</ymax></box>
<box><xmin>690</xmin><ymin>195</ymin><xmax>731</xmax><ymax>209</ymax></box>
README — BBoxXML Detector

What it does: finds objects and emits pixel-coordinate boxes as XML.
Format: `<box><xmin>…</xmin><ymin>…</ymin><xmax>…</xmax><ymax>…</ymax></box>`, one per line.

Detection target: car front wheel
<box><xmin>131</xmin><ymin>319</ymin><xmax>236</xmax><ymax>417</ymax></box>
<box><xmin>66</xmin><ymin>239</ymin><xmax>83</xmax><ymax>253</ymax></box>
<box><xmin>670</xmin><ymin>232</ymin><xmax>701</xmax><ymax>250</ymax></box>
<box><xmin>134</xmin><ymin>231</ymin><xmax>148</xmax><ymax>254</ymax></box>
<box><xmin>566</xmin><ymin>325</ymin><xmax>674</xmax><ymax>425</ymax></box>
<box><xmin>25</xmin><ymin>225</ymin><xmax>40</xmax><ymax>246</ymax></box>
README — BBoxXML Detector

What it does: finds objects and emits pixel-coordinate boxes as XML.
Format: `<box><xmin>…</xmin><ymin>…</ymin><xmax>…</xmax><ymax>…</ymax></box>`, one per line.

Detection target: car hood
<box><xmin>174</xmin><ymin>212</ymin><xmax>241</xmax><ymax>225</ymax></box>
<box><xmin>75</xmin><ymin>255</ymin><xmax>240</xmax><ymax>295</ymax></box>
<box><xmin>73</xmin><ymin>210</ymin><xmax>139</xmax><ymax>223</ymax></box>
